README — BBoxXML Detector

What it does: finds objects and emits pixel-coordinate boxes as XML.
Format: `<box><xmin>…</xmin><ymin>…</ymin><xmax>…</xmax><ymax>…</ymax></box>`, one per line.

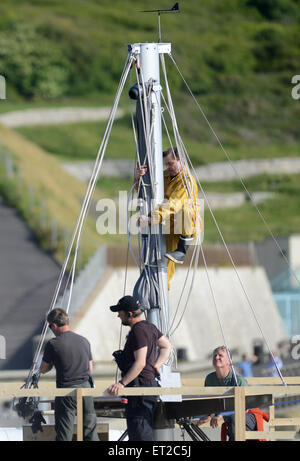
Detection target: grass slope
<box><xmin>0</xmin><ymin>124</ymin><xmax>127</xmax><ymax>265</ymax></box>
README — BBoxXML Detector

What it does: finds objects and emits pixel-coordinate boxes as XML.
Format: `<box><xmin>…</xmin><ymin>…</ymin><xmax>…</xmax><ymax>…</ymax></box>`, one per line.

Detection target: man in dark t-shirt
<box><xmin>107</xmin><ymin>295</ymin><xmax>172</xmax><ymax>441</ymax></box>
<box><xmin>41</xmin><ymin>308</ymin><xmax>98</xmax><ymax>441</ymax></box>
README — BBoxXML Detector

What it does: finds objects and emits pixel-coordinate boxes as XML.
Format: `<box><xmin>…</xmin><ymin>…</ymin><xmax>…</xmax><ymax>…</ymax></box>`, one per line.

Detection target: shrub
<box><xmin>0</xmin><ymin>24</ymin><xmax>70</xmax><ymax>99</ymax></box>
<box><xmin>247</xmin><ymin>0</ymin><xmax>299</xmax><ymax>21</ymax></box>
<box><xmin>253</xmin><ymin>25</ymin><xmax>299</xmax><ymax>72</ymax></box>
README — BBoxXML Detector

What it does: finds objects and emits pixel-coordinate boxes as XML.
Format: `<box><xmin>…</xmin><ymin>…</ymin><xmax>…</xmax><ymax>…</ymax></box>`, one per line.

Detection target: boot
<box><xmin>165</xmin><ymin>235</ymin><xmax>194</xmax><ymax>264</ymax></box>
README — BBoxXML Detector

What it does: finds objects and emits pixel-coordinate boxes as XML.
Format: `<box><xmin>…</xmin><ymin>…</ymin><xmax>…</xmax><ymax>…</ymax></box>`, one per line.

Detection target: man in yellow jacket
<box><xmin>136</xmin><ymin>147</ymin><xmax>201</xmax><ymax>284</ymax></box>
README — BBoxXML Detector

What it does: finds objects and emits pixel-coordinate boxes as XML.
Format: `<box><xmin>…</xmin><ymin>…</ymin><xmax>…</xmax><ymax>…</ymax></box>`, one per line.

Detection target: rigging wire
<box><xmin>127</xmin><ymin>181</ymin><xmax>141</xmax><ymax>269</ymax></box>
<box><xmin>129</xmin><ymin>66</ymin><xmax>146</xmax><ymax>272</ymax></box>
<box><xmin>158</xmin><ymin>101</ymin><xmax>201</xmax><ymax>333</ymax></box>
<box><xmin>168</xmin><ymin>52</ymin><xmax>300</xmax><ymax>290</ymax></box>
<box><xmin>159</xmin><ymin>56</ymin><xmax>238</xmax><ymax>380</ymax></box>
<box><xmin>159</xmin><ymin>54</ymin><xmax>204</xmax><ymax>335</ymax></box>
<box><xmin>24</xmin><ymin>44</ymin><xmax>289</xmax><ymax>390</ymax></box>
<box><xmin>167</xmin><ymin>53</ymin><xmax>287</xmax><ymax>385</ymax></box>
<box><xmin>132</xmin><ymin>59</ymin><xmax>171</xmax><ymax>336</ymax></box>
<box><xmin>25</xmin><ymin>52</ymin><xmax>135</xmax><ymax>387</ymax></box>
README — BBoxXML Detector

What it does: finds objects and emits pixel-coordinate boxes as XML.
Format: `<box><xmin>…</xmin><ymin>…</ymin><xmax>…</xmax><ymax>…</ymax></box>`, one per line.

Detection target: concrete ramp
<box><xmin>72</xmin><ymin>266</ymin><xmax>286</xmax><ymax>364</ymax></box>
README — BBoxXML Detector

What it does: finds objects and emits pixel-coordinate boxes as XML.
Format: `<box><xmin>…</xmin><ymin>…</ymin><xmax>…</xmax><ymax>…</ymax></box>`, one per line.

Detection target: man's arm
<box><xmin>151</xmin><ymin>192</ymin><xmax>185</xmax><ymax>226</ymax></box>
<box><xmin>40</xmin><ymin>360</ymin><xmax>53</xmax><ymax>374</ymax></box>
<box><xmin>134</xmin><ymin>164</ymin><xmax>147</xmax><ymax>181</ymax></box>
<box><xmin>107</xmin><ymin>346</ymin><xmax>148</xmax><ymax>396</ymax></box>
<box><xmin>122</xmin><ymin>347</ymin><xmax>147</xmax><ymax>385</ymax></box>
<box><xmin>154</xmin><ymin>335</ymin><xmax>172</xmax><ymax>375</ymax></box>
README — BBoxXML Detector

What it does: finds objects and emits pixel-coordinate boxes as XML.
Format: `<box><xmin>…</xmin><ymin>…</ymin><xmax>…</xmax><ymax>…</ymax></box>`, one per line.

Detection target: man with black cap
<box><xmin>107</xmin><ymin>295</ymin><xmax>172</xmax><ymax>441</ymax></box>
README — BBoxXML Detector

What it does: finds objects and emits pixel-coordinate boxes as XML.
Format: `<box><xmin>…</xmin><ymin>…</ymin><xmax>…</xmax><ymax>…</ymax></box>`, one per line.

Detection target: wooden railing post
<box><xmin>76</xmin><ymin>388</ymin><xmax>83</xmax><ymax>441</ymax></box>
<box><xmin>234</xmin><ymin>387</ymin><xmax>246</xmax><ymax>441</ymax></box>
<box><xmin>269</xmin><ymin>403</ymin><xmax>275</xmax><ymax>441</ymax></box>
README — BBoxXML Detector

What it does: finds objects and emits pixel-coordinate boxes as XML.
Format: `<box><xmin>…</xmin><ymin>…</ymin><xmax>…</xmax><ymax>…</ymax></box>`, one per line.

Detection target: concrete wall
<box><xmin>72</xmin><ymin>265</ymin><xmax>286</xmax><ymax>366</ymax></box>
<box><xmin>253</xmin><ymin>234</ymin><xmax>300</xmax><ymax>288</ymax></box>
<box><xmin>254</xmin><ymin>236</ymin><xmax>289</xmax><ymax>281</ymax></box>
<box><xmin>289</xmin><ymin>235</ymin><xmax>300</xmax><ymax>289</ymax></box>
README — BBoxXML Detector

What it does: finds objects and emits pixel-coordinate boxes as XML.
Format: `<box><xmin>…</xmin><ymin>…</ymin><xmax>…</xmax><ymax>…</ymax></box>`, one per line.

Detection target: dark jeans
<box><xmin>54</xmin><ymin>381</ymin><xmax>99</xmax><ymax>441</ymax></box>
<box><xmin>226</xmin><ymin>412</ymin><xmax>257</xmax><ymax>441</ymax></box>
<box><xmin>125</xmin><ymin>380</ymin><xmax>159</xmax><ymax>441</ymax></box>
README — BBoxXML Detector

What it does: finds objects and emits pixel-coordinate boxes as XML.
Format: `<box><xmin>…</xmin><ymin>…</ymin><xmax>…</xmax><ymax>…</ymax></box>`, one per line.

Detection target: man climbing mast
<box><xmin>136</xmin><ymin>146</ymin><xmax>201</xmax><ymax>284</ymax></box>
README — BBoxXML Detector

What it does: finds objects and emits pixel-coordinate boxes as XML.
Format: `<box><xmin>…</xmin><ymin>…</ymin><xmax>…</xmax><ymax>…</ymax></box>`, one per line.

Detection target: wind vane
<box><xmin>141</xmin><ymin>3</ymin><xmax>180</xmax><ymax>41</ymax></box>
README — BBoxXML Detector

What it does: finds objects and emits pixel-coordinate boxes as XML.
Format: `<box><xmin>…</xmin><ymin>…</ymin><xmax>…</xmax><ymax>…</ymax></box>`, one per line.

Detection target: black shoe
<box><xmin>165</xmin><ymin>235</ymin><xmax>194</xmax><ymax>264</ymax></box>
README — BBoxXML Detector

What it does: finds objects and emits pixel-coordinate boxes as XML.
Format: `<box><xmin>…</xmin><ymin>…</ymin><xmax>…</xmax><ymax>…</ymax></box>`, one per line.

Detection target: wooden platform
<box><xmin>1</xmin><ymin>377</ymin><xmax>300</xmax><ymax>441</ymax></box>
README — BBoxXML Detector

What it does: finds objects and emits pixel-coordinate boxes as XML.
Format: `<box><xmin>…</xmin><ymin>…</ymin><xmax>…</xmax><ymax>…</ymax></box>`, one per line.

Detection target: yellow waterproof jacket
<box><xmin>151</xmin><ymin>168</ymin><xmax>200</xmax><ymax>238</ymax></box>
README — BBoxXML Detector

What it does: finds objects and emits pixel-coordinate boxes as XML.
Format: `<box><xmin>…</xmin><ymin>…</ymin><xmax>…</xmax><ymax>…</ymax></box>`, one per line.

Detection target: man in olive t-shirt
<box><xmin>197</xmin><ymin>346</ymin><xmax>257</xmax><ymax>440</ymax></box>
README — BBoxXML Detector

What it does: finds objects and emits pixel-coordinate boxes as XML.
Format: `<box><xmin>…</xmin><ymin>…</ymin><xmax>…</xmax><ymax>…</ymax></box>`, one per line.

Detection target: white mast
<box><xmin>129</xmin><ymin>41</ymin><xmax>176</xmax><ymax>441</ymax></box>
<box><xmin>140</xmin><ymin>42</ymin><xmax>170</xmax><ymax>332</ymax></box>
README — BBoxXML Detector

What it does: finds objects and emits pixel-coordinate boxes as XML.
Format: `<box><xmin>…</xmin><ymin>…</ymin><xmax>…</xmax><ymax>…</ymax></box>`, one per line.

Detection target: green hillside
<box><xmin>0</xmin><ymin>0</ymin><xmax>300</xmax><ymax>249</ymax></box>
<box><xmin>0</xmin><ymin>0</ymin><xmax>299</xmax><ymax>148</ymax></box>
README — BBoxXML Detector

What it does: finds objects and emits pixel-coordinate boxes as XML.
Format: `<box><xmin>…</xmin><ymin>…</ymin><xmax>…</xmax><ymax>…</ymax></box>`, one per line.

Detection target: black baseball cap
<box><xmin>110</xmin><ymin>295</ymin><xmax>141</xmax><ymax>312</ymax></box>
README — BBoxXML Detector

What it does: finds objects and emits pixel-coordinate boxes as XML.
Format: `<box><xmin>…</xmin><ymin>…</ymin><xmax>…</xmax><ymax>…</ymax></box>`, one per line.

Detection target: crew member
<box><xmin>136</xmin><ymin>147</ymin><xmax>201</xmax><ymax>284</ymax></box>
<box><xmin>107</xmin><ymin>295</ymin><xmax>172</xmax><ymax>441</ymax></box>
<box><xmin>197</xmin><ymin>346</ymin><xmax>257</xmax><ymax>441</ymax></box>
<box><xmin>40</xmin><ymin>308</ymin><xmax>99</xmax><ymax>441</ymax></box>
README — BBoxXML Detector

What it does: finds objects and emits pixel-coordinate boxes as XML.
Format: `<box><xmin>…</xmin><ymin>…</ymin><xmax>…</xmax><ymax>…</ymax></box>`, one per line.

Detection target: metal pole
<box><xmin>138</xmin><ymin>42</ymin><xmax>174</xmax><ymax>441</ymax></box>
<box><xmin>138</xmin><ymin>43</ymin><xmax>169</xmax><ymax>332</ymax></box>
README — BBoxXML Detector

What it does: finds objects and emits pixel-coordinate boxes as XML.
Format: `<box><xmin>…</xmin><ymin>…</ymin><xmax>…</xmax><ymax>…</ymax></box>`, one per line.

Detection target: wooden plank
<box><xmin>234</xmin><ymin>387</ymin><xmax>246</xmax><ymax>441</ymax></box>
<box><xmin>0</xmin><ymin>385</ymin><xmax>77</xmax><ymax>399</ymax></box>
<box><xmin>272</xmin><ymin>418</ymin><xmax>300</xmax><ymax>426</ymax></box>
<box><xmin>1</xmin><ymin>380</ymin><xmax>300</xmax><ymax>402</ymax></box>
<box><xmin>76</xmin><ymin>388</ymin><xmax>83</xmax><ymax>442</ymax></box>
<box><xmin>245</xmin><ymin>431</ymin><xmax>298</xmax><ymax>441</ymax></box>
<box><xmin>244</xmin><ymin>385</ymin><xmax>300</xmax><ymax>396</ymax></box>
<box><xmin>1</xmin><ymin>383</ymin><xmax>300</xmax><ymax>399</ymax></box>
<box><xmin>23</xmin><ymin>426</ymin><xmax>56</xmax><ymax>441</ymax></box>
<box><xmin>247</xmin><ymin>377</ymin><xmax>300</xmax><ymax>385</ymax></box>
<box><xmin>181</xmin><ymin>378</ymin><xmax>205</xmax><ymax>386</ymax></box>
<box><xmin>182</xmin><ymin>377</ymin><xmax>300</xmax><ymax>386</ymax></box>
<box><xmin>269</xmin><ymin>404</ymin><xmax>275</xmax><ymax>441</ymax></box>
<box><xmin>74</xmin><ymin>385</ymin><xmax>235</xmax><ymax>398</ymax></box>
<box><xmin>0</xmin><ymin>381</ymin><xmax>234</xmax><ymax>399</ymax></box>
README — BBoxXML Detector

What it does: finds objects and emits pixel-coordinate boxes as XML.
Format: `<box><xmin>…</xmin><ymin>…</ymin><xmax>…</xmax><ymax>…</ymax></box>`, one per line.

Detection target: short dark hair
<box><xmin>131</xmin><ymin>309</ymin><xmax>142</xmax><ymax>318</ymax></box>
<box><xmin>47</xmin><ymin>308</ymin><xmax>69</xmax><ymax>327</ymax></box>
<box><xmin>163</xmin><ymin>147</ymin><xmax>179</xmax><ymax>159</ymax></box>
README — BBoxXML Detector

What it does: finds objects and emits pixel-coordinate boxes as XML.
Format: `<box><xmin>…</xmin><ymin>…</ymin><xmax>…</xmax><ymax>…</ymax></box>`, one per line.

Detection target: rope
<box><xmin>168</xmin><ymin>52</ymin><xmax>287</xmax><ymax>386</ymax></box>
<box><xmin>159</xmin><ymin>55</ymin><xmax>204</xmax><ymax>341</ymax></box>
<box><xmin>168</xmin><ymin>52</ymin><xmax>300</xmax><ymax>290</ymax></box>
<box><xmin>25</xmin><ymin>52</ymin><xmax>135</xmax><ymax>388</ymax></box>
<box><xmin>131</xmin><ymin>60</ymin><xmax>170</xmax><ymax>337</ymax></box>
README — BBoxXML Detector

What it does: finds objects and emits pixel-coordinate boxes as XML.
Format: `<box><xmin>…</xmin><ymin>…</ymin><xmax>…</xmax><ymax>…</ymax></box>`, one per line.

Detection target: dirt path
<box><xmin>0</xmin><ymin>107</ymin><xmax>124</xmax><ymax>127</ymax></box>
